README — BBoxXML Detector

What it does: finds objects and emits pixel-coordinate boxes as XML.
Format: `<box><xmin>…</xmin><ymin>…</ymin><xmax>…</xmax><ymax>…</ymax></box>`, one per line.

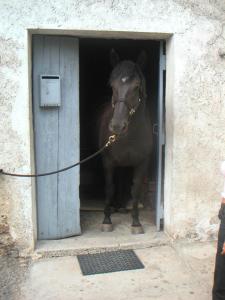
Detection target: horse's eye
<box><xmin>133</xmin><ymin>86</ymin><xmax>139</xmax><ymax>93</ymax></box>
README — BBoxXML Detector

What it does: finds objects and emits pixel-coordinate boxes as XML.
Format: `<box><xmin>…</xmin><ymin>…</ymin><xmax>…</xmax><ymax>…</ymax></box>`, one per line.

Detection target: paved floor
<box><xmin>19</xmin><ymin>241</ymin><xmax>216</xmax><ymax>300</ymax></box>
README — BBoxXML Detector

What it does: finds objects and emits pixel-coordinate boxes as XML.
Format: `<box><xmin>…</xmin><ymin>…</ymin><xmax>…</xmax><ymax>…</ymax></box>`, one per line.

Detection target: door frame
<box><xmin>28</xmin><ymin>29</ymin><xmax>173</xmax><ymax>247</ymax></box>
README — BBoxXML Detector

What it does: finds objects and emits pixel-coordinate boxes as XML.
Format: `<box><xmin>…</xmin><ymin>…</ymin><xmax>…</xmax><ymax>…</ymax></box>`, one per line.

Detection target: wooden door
<box><xmin>32</xmin><ymin>35</ymin><xmax>80</xmax><ymax>239</ymax></box>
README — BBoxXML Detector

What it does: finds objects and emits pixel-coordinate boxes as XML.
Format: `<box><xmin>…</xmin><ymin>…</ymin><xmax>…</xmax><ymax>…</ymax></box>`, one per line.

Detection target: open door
<box><xmin>156</xmin><ymin>41</ymin><xmax>166</xmax><ymax>231</ymax></box>
<box><xmin>32</xmin><ymin>35</ymin><xmax>80</xmax><ymax>239</ymax></box>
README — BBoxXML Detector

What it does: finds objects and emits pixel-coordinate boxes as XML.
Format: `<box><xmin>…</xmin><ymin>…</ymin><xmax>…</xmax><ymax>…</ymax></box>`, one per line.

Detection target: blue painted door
<box><xmin>32</xmin><ymin>35</ymin><xmax>80</xmax><ymax>239</ymax></box>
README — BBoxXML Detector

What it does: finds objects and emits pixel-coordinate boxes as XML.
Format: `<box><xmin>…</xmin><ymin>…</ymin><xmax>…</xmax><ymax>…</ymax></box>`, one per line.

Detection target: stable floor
<box><xmin>19</xmin><ymin>241</ymin><xmax>216</xmax><ymax>300</ymax></box>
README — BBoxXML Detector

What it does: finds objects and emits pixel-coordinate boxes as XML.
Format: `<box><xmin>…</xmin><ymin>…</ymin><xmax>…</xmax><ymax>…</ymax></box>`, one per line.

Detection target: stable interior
<box><xmin>79</xmin><ymin>38</ymin><xmax>160</xmax><ymax>234</ymax></box>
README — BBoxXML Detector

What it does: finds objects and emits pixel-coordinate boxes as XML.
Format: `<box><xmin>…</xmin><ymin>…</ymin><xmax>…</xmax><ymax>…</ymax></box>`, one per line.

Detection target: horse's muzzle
<box><xmin>109</xmin><ymin>120</ymin><xmax>128</xmax><ymax>135</ymax></box>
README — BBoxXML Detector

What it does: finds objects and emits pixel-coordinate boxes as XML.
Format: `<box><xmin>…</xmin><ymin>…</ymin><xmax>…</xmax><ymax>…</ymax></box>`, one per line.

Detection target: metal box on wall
<box><xmin>40</xmin><ymin>75</ymin><xmax>61</xmax><ymax>107</ymax></box>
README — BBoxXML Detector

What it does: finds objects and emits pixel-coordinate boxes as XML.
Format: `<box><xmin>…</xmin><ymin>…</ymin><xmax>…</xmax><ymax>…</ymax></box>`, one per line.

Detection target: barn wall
<box><xmin>0</xmin><ymin>0</ymin><xmax>225</xmax><ymax>254</ymax></box>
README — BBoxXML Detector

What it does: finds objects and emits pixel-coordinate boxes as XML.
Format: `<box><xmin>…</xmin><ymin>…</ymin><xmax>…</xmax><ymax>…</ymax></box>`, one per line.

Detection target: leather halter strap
<box><xmin>112</xmin><ymin>98</ymin><xmax>141</xmax><ymax>116</ymax></box>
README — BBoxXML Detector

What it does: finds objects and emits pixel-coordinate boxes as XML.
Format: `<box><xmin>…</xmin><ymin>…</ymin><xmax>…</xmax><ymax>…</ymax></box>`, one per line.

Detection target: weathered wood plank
<box><xmin>57</xmin><ymin>37</ymin><xmax>80</xmax><ymax>237</ymax></box>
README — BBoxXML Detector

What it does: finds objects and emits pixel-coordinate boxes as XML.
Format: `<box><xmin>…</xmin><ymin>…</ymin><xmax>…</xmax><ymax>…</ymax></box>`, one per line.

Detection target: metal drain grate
<box><xmin>77</xmin><ymin>249</ymin><xmax>144</xmax><ymax>275</ymax></box>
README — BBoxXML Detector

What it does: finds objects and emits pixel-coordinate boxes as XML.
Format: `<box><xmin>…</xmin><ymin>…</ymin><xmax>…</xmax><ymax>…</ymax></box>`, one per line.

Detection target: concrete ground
<box><xmin>19</xmin><ymin>241</ymin><xmax>216</xmax><ymax>300</ymax></box>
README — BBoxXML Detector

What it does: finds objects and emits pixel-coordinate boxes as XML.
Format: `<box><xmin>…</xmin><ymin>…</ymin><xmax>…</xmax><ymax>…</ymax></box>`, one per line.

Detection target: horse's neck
<box><xmin>135</xmin><ymin>99</ymin><xmax>147</xmax><ymax>122</ymax></box>
<box><xmin>127</xmin><ymin>100</ymin><xmax>145</xmax><ymax>134</ymax></box>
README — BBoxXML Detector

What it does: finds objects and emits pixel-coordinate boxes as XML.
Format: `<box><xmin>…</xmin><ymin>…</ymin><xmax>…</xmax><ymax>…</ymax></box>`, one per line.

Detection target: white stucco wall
<box><xmin>0</xmin><ymin>0</ymin><xmax>225</xmax><ymax>254</ymax></box>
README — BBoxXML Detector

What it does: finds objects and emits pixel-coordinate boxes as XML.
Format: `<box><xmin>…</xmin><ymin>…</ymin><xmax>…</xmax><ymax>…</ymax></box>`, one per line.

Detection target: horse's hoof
<box><xmin>131</xmin><ymin>225</ymin><xmax>144</xmax><ymax>234</ymax></box>
<box><xmin>101</xmin><ymin>223</ymin><xmax>113</xmax><ymax>232</ymax></box>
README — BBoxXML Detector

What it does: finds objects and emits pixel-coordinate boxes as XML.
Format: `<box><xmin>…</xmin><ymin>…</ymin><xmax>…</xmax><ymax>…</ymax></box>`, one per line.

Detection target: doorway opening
<box><xmin>79</xmin><ymin>38</ymin><xmax>161</xmax><ymax>234</ymax></box>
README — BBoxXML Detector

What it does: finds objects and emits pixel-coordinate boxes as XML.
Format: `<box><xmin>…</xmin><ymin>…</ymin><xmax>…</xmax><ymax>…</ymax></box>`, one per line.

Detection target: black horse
<box><xmin>99</xmin><ymin>50</ymin><xmax>153</xmax><ymax>234</ymax></box>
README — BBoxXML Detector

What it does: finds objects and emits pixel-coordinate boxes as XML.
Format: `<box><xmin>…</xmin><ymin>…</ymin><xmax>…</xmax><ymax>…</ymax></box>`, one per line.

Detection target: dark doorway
<box><xmin>79</xmin><ymin>38</ymin><xmax>160</xmax><ymax>225</ymax></box>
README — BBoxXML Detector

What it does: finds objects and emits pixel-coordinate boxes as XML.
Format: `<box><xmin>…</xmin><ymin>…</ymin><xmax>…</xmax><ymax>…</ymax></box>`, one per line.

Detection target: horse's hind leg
<box><xmin>131</xmin><ymin>162</ymin><xmax>146</xmax><ymax>234</ymax></box>
<box><xmin>102</xmin><ymin>162</ymin><xmax>114</xmax><ymax>232</ymax></box>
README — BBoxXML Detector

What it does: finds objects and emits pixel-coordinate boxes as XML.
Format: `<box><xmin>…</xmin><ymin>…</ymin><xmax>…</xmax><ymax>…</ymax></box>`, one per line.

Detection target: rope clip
<box><xmin>106</xmin><ymin>135</ymin><xmax>116</xmax><ymax>147</ymax></box>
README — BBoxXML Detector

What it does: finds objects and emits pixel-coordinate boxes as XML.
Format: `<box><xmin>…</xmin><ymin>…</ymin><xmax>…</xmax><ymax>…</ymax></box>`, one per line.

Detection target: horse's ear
<box><xmin>110</xmin><ymin>49</ymin><xmax>120</xmax><ymax>67</ymax></box>
<box><xmin>137</xmin><ymin>50</ymin><xmax>147</xmax><ymax>70</ymax></box>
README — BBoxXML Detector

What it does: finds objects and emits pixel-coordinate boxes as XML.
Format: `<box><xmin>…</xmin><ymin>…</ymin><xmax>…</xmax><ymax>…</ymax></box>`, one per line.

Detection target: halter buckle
<box><xmin>129</xmin><ymin>108</ymin><xmax>136</xmax><ymax>116</ymax></box>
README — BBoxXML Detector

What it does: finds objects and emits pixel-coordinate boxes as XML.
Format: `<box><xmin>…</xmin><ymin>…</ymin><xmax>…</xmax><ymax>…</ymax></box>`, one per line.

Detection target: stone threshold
<box><xmin>34</xmin><ymin>231</ymin><xmax>169</xmax><ymax>259</ymax></box>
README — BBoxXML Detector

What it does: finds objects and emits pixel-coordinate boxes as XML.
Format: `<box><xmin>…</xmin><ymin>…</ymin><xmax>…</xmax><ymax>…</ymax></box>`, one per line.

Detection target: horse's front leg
<box><xmin>101</xmin><ymin>161</ymin><xmax>114</xmax><ymax>232</ymax></box>
<box><xmin>131</xmin><ymin>162</ymin><xmax>147</xmax><ymax>234</ymax></box>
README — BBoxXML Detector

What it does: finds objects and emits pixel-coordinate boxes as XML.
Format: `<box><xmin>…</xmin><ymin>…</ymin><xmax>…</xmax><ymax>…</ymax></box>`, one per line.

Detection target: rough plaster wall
<box><xmin>0</xmin><ymin>0</ymin><xmax>225</xmax><ymax>253</ymax></box>
<box><xmin>0</xmin><ymin>35</ymin><xmax>34</xmax><ymax>255</ymax></box>
<box><xmin>165</xmin><ymin>1</ymin><xmax>225</xmax><ymax>240</ymax></box>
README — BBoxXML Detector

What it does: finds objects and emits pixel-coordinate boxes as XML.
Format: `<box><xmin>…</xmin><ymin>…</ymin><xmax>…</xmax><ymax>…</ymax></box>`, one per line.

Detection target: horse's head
<box><xmin>109</xmin><ymin>49</ymin><xmax>147</xmax><ymax>136</ymax></box>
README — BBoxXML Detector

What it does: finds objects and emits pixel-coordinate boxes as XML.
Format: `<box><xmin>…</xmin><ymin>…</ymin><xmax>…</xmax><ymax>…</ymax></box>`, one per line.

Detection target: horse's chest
<box><xmin>113</xmin><ymin>151</ymin><xmax>134</xmax><ymax>165</ymax></box>
<box><xmin>110</xmin><ymin>142</ymin><xmax>146</xmax><ymax>166</ymax></box>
